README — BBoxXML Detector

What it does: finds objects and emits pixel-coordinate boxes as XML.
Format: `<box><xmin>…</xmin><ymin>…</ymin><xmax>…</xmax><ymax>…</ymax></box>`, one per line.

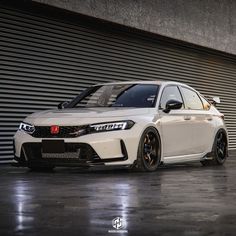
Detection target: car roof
<box><xmin>95</xmin><ymin>80</ymin><xmax>195</xmax><ymax>91</ymax></box>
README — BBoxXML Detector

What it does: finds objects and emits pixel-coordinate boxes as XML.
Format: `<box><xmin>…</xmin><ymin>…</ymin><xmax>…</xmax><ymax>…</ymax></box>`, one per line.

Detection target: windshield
<box><xmin>70</xmin><ymin>84</ymin><xmax>159</xmax><ymax>108</ymax></box>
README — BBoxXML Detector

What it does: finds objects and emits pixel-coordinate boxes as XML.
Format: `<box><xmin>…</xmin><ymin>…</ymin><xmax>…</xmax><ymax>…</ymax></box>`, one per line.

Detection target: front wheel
<box><xmin>134</xmin><ymin>127</ymin><xmax>161</xmax><ymax>172</ymax></box>
<box><xmin>201</xmin><ymin>129</ymin><xmax>228</xmax><ymax>166</ymax></box>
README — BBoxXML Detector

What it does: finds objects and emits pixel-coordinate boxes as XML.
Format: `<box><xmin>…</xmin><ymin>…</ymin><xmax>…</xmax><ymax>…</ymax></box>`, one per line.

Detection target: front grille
<box><xmin>31</xmin><ymin>126</ymin><xmax>88</xmax><ymax>138</ymax></box>
<box><xmin>22</xmin><ymin>143</ymin><xmax>100</xmax><ymax>162</ymax></box>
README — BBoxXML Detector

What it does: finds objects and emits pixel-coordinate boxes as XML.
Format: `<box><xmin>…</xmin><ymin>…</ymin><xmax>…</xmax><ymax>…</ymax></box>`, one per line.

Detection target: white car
<box><xmin>13</xmin><ymin>81</ymin><xmax>228</xmax><ymax>171</ymax></box>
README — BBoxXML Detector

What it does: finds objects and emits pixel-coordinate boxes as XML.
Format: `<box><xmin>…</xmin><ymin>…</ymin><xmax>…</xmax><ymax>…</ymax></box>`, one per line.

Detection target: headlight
<box><xmin>19</xmin><ymin>122</ymin><xmax>35</xmax><ymax>134</ymax></box>
<box><xmin>89</xmin><ymin>120</ymin><xmax>134</xmax><ymax>133</ymax></box>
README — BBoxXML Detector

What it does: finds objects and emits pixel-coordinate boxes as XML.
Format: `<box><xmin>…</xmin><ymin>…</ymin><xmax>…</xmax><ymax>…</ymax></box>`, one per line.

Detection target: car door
<box><xmin>180</xmin><ymin>86</ymin><xmax>215</xmax><ymax>154</ymax></box>
<box><xmin>159</xmin><ymin>85</ymin><xmax>194</xmax><ymax>158</ymax></box>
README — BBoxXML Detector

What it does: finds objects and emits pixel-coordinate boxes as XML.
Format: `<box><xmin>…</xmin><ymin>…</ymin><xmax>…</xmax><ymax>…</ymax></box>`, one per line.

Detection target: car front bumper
<box><xmin>13</xmin><ymin>129</ymin><xmax>140</xmax><ymax>167</ymax></box>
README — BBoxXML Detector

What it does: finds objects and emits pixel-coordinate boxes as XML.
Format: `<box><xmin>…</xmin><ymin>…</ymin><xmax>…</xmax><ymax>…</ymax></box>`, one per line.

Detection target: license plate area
<box><xmin>42</xmin><ymin>140</ymin><xmax>65</xmax><ymax>153</ymax></box>
<box><xmin>41</xmin><ymin>140</ymin><xmax>80</xmax><ymax>159</ymax></box>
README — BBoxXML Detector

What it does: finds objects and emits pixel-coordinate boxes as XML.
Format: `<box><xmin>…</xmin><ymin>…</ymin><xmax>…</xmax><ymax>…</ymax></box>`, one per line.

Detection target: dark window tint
<box><xmin>181</xmin><ymin>87</ymin><xmax>203</xmax><ymax>110</ymax></box>
<box><xmin>160</xmin><ymin>86</ymin><xmax>183</xmax><ymax>109</ymax></box>
<box><xmin>73</xmin><ymin>84</ymin><xmax>159</xmax><ymax>108</ymax></box>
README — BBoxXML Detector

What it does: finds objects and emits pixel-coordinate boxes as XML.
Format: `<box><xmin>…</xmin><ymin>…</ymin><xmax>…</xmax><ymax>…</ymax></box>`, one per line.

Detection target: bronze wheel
<box><xmin>135</xmin><ymin>127</ymin><xmax>161</xmax><ymax>172</ymax></box>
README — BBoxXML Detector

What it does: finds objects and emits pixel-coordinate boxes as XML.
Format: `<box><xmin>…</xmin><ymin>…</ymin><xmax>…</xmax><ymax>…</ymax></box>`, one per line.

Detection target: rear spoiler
<box><xmin>206</xmin><ymin>96</ymin><xmax>221</xmax><ymax>106</ymax></box>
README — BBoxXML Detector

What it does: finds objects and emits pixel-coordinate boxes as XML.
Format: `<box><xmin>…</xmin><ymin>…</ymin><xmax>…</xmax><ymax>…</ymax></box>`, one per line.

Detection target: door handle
<box><xmin>206</xmin><ymin>117</ymin><xmax>213</xmax><ymax>121</ymax></box>
<box><xmin>184</xmin><ymin>116</ymin><xmax>191</xmax><ymax>121</ymax></box>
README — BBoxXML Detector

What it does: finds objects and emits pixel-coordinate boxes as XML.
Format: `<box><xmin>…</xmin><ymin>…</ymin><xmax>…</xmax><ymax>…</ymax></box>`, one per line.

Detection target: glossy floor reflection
<box><xmin>1</xmin><ymin>155</ymin><xmax>236</xmax><ymax>236</ymax></box>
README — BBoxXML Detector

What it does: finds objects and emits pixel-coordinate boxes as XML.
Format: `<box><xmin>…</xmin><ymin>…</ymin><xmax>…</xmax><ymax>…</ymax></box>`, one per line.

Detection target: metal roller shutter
<box><xmin>1</xmin><ymin>6</ymin><xmax>236</xmax><ymax>162</ymax></box>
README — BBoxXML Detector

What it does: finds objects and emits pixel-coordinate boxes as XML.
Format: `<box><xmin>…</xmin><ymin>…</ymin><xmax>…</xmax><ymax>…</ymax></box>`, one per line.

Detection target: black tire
<box><xmin>28</xmin><ymin>166</ymin><xmax>55</xmax><ymax>172</ymax></box>
<box><xmin>134</xmin><ymin>127</ymin><xmax>161</xmax><ymax>172</ymax></box>
<box><xmin>201</xmin><ymin>129</ymin><xmax>228</xmax><ymax>166</ymax></box>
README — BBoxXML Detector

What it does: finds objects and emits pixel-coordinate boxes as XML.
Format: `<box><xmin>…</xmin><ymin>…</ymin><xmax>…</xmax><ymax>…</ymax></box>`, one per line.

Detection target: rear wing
<box><xmin>205</xmin><ymin>96</ymin><xmax>221</xmax><ymax>106</ymax></box>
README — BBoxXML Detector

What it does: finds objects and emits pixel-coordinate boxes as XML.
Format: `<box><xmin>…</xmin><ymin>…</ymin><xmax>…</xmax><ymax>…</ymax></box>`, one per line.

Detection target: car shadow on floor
<box><xmin>21</xmin><ymin>161</ymin><xmax>227</xmax><ymax>176</ymax></box>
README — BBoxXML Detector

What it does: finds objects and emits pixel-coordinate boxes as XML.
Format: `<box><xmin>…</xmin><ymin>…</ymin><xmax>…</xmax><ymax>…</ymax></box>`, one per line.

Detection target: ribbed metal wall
<box><xmin>1</xmin><ymin>6</ymin><xmax>236</xmax><ymax>162</ymax></box>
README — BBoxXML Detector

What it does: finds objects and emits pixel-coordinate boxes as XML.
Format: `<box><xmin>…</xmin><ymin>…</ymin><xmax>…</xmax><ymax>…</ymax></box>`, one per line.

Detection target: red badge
<box><xmin>50</xmin><ymin>125</ymin><xmax>60</xmax><ymax>134</ymax></box>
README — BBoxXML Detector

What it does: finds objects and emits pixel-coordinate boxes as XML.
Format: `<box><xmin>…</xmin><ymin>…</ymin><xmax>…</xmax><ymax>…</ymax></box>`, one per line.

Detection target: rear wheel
<box><xmin>134</xmin><ymin>127</ymin><xmax>161</xmax><ymax>172</ymax></box>
<box><xmin>201</xmin><ymin>129</ymin><xmax>227</xmax><ymax>166</ymax></box>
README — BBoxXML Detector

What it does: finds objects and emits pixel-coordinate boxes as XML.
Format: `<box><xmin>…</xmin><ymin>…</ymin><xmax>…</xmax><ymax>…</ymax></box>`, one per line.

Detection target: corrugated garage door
<box><xmin>1</xmin><ymin>6</ymin><xmax>236</xmax><ymax>162</ymax></box>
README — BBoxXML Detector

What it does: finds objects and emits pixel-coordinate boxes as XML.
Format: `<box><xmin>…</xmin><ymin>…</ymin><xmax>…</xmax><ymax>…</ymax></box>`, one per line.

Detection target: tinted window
<box><xmin>160</xmin><ymin>86</ymin><xmax>183</xmax><ymax>109</ymax></box>
<box><xmin>181</xmin><ymin>87</ymin><xmax>203</xmax><ymax>110</ymax></box>
<box><xmin>73</xmin><ymin>84</ymin><xmax>159</xmax><ymax>108</ymax></box>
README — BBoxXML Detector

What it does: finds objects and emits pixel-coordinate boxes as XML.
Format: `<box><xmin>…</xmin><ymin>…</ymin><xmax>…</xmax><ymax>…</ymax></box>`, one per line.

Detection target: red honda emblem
<box><xmin>50</xmin><ymin>125</ymin><xmax>60</xmax><ymax>134</ymax></box>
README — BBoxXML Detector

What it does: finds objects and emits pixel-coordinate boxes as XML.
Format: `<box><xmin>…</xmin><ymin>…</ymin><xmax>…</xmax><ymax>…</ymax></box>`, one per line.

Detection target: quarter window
<box><xmin>181</xmin><ymin>87</ymin><xmax>203</xmax><ymax>110</ymax></box>
<box><xmin>200</xmin><ymin>95</ymin><xmax>211</xmax><ymax>110</ymax></box>
<box><xmin>160</xmin><ymin>86</ymin><xmax>183</xmax><ymax>109</ymax></box>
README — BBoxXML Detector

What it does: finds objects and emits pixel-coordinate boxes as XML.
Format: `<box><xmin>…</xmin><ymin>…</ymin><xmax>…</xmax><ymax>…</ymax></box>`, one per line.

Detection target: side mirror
<box><xmin>209</xmin><ymin>96</ymin><xmax>220</xmax><ymax>105</ymax></box>
<box><xmin>163</xmin><ymin>99</ymin><xmax>183</xmax><ymax>113</ymax></box>
<box><xmin>58</xmin><ymin>101</ymin><xmax>70</xmax><ymax>109</ymax></box>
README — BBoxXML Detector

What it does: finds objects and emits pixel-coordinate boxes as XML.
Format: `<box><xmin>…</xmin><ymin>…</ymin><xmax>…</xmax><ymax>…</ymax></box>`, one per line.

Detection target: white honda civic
<box><xmin>13</xmin><ymin>81</ymin><xmax>228</xmax><ymax>171</ymax></box>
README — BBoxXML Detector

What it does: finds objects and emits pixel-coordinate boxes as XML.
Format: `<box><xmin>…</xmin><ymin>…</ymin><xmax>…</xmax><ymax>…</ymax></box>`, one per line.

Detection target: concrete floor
<box><xmin>1</xmin><ymin>156</ymin><xmax>236</xmax><ymax>236</ymax></box>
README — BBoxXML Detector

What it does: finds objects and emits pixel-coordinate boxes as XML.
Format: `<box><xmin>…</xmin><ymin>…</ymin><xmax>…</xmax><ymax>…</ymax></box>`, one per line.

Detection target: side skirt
<box><xmin>163</xmin><ymin>152</ymin><xmax>207</xmax><ymax>164</ymax></box>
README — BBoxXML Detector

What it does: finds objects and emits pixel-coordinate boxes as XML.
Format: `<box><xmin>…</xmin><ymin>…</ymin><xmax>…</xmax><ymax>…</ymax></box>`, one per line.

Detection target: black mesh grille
<box><xmin>31</xmin><ymin>126</ymin><xmax>88</xmax><ymax>138</ymax></box>
<box><xmin>22</xmin><ymin>143</ymin><xmax>100</xmax><ymax>163</ymax></box>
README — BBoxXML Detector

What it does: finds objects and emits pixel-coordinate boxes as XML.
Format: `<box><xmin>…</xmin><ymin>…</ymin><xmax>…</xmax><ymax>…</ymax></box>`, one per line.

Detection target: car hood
<box><xmin>25</xmin><ymin>108</ymin><xmax>152</xmax><ymax>125</ymax></box>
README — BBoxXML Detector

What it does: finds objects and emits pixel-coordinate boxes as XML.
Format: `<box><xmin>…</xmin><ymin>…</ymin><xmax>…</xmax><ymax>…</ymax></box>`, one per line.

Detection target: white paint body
<box><xmin>14</xmin><ymin>81</ymin><xmax>227</xmax><ymax>166</ymax></box>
